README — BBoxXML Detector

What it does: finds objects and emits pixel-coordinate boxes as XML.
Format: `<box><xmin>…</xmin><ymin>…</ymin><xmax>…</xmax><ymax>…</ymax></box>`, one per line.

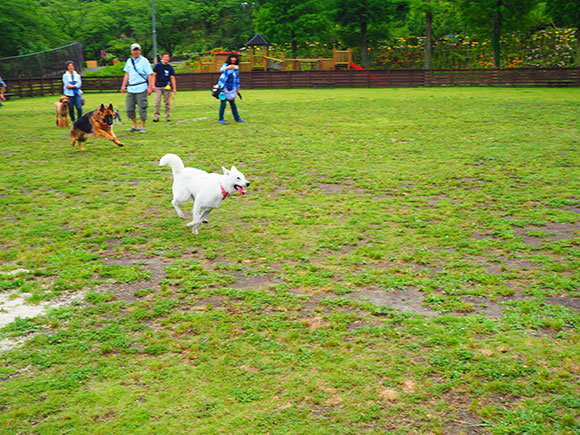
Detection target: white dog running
<box><xmin>159</xmin><ymin>153</ymin><xmax>250</xmax><ymax>234</ymax></box>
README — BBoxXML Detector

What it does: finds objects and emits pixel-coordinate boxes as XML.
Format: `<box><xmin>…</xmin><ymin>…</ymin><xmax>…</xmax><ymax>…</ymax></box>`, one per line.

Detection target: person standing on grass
<box><xmin>217</xmin><ymin>52</ymin><xmax>244</xmax><ymax>124</ymax></box>
<box><xmin>120</xmin><ymin>43</ymin><xmax>154</xmax><ymax>133</ymax></box>
<box><xmin>0</xmin><ymin>76</ymin><xmax>6</xmax><ymax>107</ymax></box>
<box><xmin>153</xmin><ymin>52</ymin><xmax>177</xmax><ymax>122</ymax></box>
<box><xmin>62</xmin><ymin>61</ymin><xmax>83</xmax><ymax>121</ymax></box>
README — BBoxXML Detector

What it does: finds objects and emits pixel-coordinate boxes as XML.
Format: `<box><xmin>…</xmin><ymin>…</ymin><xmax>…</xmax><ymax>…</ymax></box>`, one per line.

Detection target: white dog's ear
<box><xmin>231</xmin><ymin>166</ymin><xmax>238</xmax><ymax>172</ymax></box>
<box><xmin>222</xmin><ymin>166</ymin><xmax>230</xmax><ymax>175</ymax></box>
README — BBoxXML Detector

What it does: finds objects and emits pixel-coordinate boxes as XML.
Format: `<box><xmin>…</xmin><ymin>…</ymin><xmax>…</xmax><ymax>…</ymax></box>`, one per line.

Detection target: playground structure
<box><xmin>199</xmin><ymin>33</ymin><xmax>352</xmax><ymax>73</ymax></box>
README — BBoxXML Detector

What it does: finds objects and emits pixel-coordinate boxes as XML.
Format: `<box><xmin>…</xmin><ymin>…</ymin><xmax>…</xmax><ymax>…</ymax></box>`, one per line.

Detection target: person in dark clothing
<box><xmin>153</xmin><ymin>52</ymin><xmax>177</xmax><ymax>122</ymax></box>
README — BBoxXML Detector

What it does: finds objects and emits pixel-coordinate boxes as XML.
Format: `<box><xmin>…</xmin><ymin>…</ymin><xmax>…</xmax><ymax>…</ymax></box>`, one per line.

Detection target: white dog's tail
<box><xmin>159</xmin><ymin>153</ymin><xmax>185</xmax><ymax>178</ymax></box>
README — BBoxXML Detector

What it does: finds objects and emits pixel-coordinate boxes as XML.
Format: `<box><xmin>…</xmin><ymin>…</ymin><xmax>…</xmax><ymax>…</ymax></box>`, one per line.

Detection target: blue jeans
<box><xmin>68</xmin><ymin>94</ymin><xmax>83</xmax><ymax>121</ymax></box>
<box><xmin>219</xmin><ymin>99</ymin><xmax>240</xmax><ymax>121</ymax></box>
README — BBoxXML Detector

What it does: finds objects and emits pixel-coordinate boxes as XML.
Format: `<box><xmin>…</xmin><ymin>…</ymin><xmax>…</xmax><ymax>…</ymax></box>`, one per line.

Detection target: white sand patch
<box><xmin>0</xmin><ymin>290</ymin><xmax>86</xmax><ymax>352</ymax></box>
<box><xmin>0</xmin><ymin>291</ymin><xmax>86</xmax><ymax>329</ymax></box>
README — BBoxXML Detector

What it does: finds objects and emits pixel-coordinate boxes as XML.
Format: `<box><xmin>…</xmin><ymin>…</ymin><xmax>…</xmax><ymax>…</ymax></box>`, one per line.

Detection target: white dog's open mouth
<box><xmin>235</xmin><ymin>185</ymin><xmax>246</xmax><ymax>194</ymax></box>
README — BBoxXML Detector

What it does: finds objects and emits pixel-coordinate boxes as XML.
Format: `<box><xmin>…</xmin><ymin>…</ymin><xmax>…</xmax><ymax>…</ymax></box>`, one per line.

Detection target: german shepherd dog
<box><xmin>70</xmin><ymin>103</ymin><xmax>124</xmax><ymax>151</ymax></box>
<box><xmin>55</xmin><ymin>96</ymin><xmax>70</xmax><ymax>128</ymax></box>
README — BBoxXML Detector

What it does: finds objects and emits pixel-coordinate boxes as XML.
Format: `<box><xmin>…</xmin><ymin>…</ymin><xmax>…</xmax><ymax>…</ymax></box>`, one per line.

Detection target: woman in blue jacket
<box><xmin>217</xmin><ymin>53</ymin><xmax>244</xmax><ymax>124</ymax></box>
<box><xmin>62</xmin><ymin>61</ymin><xmax>83</xmax><ymax>121</ymax></box>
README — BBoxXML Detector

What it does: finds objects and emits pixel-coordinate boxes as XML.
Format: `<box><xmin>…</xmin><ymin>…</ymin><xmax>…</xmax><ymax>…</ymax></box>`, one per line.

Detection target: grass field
<box><xmin>0</xmin><ymin>87</ymin><xmax>579</xmax><ymax>434</ymax></box>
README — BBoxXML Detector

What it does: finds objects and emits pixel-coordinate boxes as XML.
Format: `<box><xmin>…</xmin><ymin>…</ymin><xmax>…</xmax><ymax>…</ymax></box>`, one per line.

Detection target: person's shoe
<box><xmin>139</xmin><ymin>128</ymin><xmax>146</xmax><ymax>133</ymax></box>
<box><xmin>166</xmin><ymin>119</ymin><xmax>171</xmax><ymax>122</ymax></box>
<box><xmin>153</xmin><ymin>118</ymin><xmax>159</xmax><ymax>123</ymax></box>
<box><xmin>126</xmin><ymin>127</ymin><xmax>138</xmax><ymax>132</ymax></box>
<box><xmin>235</xmin><ymin>118</ymin><xmax>245</xmax><ymax>123</ymax></box>
<box><xmin>218</xmin><ymin>120</ymin><xmax>225</xmax><ymax>124</ymax></box>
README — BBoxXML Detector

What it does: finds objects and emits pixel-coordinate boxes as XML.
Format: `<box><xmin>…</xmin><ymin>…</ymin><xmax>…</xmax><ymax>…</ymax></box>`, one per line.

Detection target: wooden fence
<box><xmin>4</xmin><ymin>68</ymin><xmax>579</xmax><ymax>98</ymax></box>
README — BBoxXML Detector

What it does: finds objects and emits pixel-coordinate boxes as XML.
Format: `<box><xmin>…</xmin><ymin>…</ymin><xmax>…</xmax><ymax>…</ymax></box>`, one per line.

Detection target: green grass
<box><xmin>0</xmin><ymin>87</ymin><xmax>579</xmax><ymax>434</ymax></box>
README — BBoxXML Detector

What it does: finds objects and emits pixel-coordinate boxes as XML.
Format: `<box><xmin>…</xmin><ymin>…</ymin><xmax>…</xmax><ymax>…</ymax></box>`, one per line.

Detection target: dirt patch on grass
<box><xmin>462</xmin><ymin>296</ymin><xmax>506</xmax><ymax>317</ymax></box>
<box><xmin>317</xmin><ymin>180</ymin><xmax>366</xmax><ymax>194</ymax></box>
<box><xmin>192</xmin><ymin>295</ymin><xmax>227</xmax><ymax>308</ymax></box>
<box><xmin>344</xmin><ymin>288</ymin><xmax>514</xmax><ymax>318</ymax></box>
<box><xmin>444</xmin><ymin>410</ymin><xmax>490</xmax><ymax>435</ymax></box>
<box><xmin>348</xmin><ymin>287</ymin><xmax>439</xmax><ymax>316</ymax></box>
<box><xmin>229</xmin><ymin>273</ymin><xmax>282</xmax><ymax>291</ymax></box>
<box><xmin>97</xmin><ymin>257</ymin><xmax>168</xmax><ymax>302</ymax></box>
<box><xmin>0</xmin><ymin>336</ymin><xmax>27</xmax><ymax>353</ymax></box>
<box><xmin>514</xmin><ymin>222</ymin><xmax>579</xmax><ymax>246</ymax></box>
<box><xmin>546</xmin><ymin>295</ymin><xmax>580</xmax><ymax>312</ymax></box>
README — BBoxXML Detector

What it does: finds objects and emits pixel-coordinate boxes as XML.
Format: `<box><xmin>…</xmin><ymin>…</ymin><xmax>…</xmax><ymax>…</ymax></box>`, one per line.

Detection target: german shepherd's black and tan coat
<box><xmin>70</xmin><ymin>103</ymin><xmax>124</xmax><ymax>151</ymax></box>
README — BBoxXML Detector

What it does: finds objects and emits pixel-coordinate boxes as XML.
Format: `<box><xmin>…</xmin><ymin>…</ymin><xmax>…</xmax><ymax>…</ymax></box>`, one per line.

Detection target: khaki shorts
<box><xmin>126</xmin><ymin>91</ymin><xmax>148</xmax><ymax>120</ymax></box>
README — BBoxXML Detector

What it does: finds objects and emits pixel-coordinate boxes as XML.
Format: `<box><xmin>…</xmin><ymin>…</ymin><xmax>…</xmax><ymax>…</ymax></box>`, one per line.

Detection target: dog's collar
<box><xmin>221</xmin><ymin>184</ymin><xmax>229</xmax><ymax>198</ymax></box>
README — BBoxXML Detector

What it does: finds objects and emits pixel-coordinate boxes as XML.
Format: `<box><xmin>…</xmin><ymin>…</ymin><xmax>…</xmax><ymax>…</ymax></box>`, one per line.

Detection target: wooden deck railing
<box><xmin>4</xmin><ymin>68</ymin><xmax>579</xmax><ymax>98</ymax></box>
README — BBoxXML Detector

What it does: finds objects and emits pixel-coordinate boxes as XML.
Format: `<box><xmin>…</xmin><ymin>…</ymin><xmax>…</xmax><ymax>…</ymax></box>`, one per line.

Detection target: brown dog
<box><xmin>55</xmin><ymin>96</ymin><xmax>70</xmax><ymax>127</ymax></box>
<box><xmin>70</xmin><ymin>103</ymin><xmax>124</xmax><ymax>151</ymax></box>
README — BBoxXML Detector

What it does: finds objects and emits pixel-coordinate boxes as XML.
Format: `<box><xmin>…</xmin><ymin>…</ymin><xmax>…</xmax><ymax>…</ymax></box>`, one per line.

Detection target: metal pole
<box><xmin>152</xmin><ymin>0</ymin><xmax>157</xmax><ymax>62</ymax></box>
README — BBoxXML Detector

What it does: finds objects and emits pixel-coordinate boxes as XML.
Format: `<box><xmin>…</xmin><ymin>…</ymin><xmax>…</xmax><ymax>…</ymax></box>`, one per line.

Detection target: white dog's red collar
<box><xmin>221</xmin><ymin>185</ymin><xmax>229</xmax><ymax>198</ymax></box>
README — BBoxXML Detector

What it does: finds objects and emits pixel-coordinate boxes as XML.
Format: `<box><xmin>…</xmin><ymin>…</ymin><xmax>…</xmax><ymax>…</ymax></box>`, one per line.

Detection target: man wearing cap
<box><xmin>120</xmin><ymin>43</ymin><xmax>154</xmax><ymax>133</ymax></box>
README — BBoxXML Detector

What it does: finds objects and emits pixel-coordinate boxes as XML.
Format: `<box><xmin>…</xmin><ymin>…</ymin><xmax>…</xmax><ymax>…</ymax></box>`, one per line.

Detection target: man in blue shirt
<box><xmin>153</xmin><ymin>52</ymin><xmax>177</xmax><ymax>122</ymax></box>
<box><xmin>120</xmin><ymin>43</ymin><xmax>154</xmax><ymax>133</ymax></box>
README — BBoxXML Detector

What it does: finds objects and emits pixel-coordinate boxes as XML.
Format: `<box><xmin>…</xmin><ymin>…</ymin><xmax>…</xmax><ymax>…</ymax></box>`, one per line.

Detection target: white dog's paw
<box><xmin>186</xmin><ymin>221</ymin><xmax>194</xmax><ymax>228</ymax></box>
<box><xmin>178</xmin><ymin>212</ymin><xmax>186</xmax><ymax>219</ymax></box>
<box><xmin>192</xmin><ymin>228</ymin><xmax>199</xmax><ymax>235</ymax></box>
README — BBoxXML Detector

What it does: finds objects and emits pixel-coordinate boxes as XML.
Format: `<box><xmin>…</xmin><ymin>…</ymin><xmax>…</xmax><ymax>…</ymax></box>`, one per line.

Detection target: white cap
<box><xmin>131</xmin><ymin>43</ymin><xmax>141</xmax><ymax>50</ymax></box>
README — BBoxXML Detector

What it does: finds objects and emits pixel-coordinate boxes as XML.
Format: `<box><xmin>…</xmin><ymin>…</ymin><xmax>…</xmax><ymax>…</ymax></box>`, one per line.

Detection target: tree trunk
<box><xmin>361</xmin><ymin>20</ymin><xmax>369</xmax><ymax>69</ymax></box>
<box><xmin>576</xmin><ymin>27</ymin><xmax>580</xmax><ymax>66</ymax></box>
<box><xmin>291</xmin><ymin>30</ymin><xmax>297</xmax><ymax>58</ymax></box>
<box><xmin>492</xmin><ymin>1</ymin><xmax>503</xmax><ymax>68</ymax></box>
<box><xmin>424</xmin><ymin>0</ymin><xmax>432</xmax><ymax>70</ymax></box>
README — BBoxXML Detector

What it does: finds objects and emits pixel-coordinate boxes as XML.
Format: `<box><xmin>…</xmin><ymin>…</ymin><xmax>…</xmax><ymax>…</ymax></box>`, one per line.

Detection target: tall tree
<box><xmin>335</xmin><ymin>0</ymin><xmax>409</xmax><ymax>69</ymax></box>
<box><xmin>0</xmin><ymin>0</ymin><xmax>60</xmax><ymax>57</ymax></box>
<box><xmin>458</xmin><ymin>0</ymin><xmax>538</xmax><ymax>68</ymax></box>
<box><xmin>408</xmin><ymin>0</ymin><xmax>458</xmax><ymax>69</ymax></box>
<box><xmin>253</xmin><ymin>0</ymin><xmax>332</xmax><ymax>57</ymax></box>
<box><xmin>546</xmin><ymin>0</ymin><xmax>580</xmax><ymax>65</ymax></box>
<box><xmin>410</xmin><ymin>0</ymin><xmax>435</xmax><ymax>69</ymax></box>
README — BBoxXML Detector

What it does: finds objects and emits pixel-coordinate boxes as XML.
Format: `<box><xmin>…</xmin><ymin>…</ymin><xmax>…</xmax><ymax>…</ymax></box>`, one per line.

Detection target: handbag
<box><xmin>80</xmin><ymin>95</ymin><xmax>85</xmax><ymax>105</ymax></box>
<box><xmin>211</xmin><ymin>85</ymin><xmax>223</xmax><ymax>99</ymax></box>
